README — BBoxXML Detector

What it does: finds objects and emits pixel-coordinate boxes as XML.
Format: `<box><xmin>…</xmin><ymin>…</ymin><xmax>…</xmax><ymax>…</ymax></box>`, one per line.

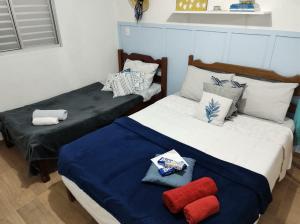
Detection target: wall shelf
<box><xmin>172</xmin><ymin>10</ymin><xmax>272</xmax><ymax>16</ymax></box>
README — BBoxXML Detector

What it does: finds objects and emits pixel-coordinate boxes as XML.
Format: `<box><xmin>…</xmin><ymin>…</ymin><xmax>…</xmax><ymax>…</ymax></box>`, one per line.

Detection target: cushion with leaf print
<box><xmin>195</xmin><ymin>92</ymin><xmax>233</xmax><ymax>126</ymax></box>
<box><xmin>204</xmin><ymin>83</ymin><xmax>244</xmax><ymax>119</ymax></box>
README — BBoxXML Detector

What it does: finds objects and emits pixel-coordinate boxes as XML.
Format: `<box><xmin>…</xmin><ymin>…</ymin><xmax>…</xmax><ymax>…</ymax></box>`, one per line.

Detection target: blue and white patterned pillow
<box><xmin>111</xmin><ymin>73</ymin><xmax>135</xmax><ymax>98</ymax></box>
<box><xmin>102</xmin><ymin>73</ymin><xmax>119</xmax><ymax>91</ymax></box>
<box><xmin>122</xmin><ymin>70</ymin><xmax>151</xmax><ymax>92</ymax></box>
<box><xmin>102</xmin><ymin>69</ymin><xmax>131</xmax><ymax>92</ymax></box>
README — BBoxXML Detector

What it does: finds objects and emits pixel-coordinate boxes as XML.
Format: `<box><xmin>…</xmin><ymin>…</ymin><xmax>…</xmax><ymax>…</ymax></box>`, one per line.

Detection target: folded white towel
<box><xmin>33</xmin><ymin>109</ymin><xmax>68</xmax><ymax>121</ymax></box>
<box><xmin>32</xmin><ymin>117</ymin><xmax>59</xmax><ymax>126</ymax></box>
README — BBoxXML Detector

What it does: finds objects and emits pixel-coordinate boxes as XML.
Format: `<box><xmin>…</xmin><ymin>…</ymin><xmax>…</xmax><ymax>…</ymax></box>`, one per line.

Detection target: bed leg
<box><xmin>1</xmin><ymin>133</ymin><xmax>14</xmax><ymax>148</ymax></box>
<box><xmin>66</xmin><ymin>188</ymin><xmax>76</xmax><ymax>202</ymax></box>
<box><xmin>4</xmin><ymin>140</ymin><xmax>14</xmax><ymax>148</ymax></box>
<box><xmin>38</xmin><ymin>160</ymin><xmax>51</xmax><ymax>183</ymax></box>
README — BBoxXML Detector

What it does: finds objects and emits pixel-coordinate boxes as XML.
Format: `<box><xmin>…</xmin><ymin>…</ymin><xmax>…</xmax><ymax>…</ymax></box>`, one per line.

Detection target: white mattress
<box><xmin>62</xmin><ymin>95</ymin><xmax>294</xmax><ymax>224</ymax></box>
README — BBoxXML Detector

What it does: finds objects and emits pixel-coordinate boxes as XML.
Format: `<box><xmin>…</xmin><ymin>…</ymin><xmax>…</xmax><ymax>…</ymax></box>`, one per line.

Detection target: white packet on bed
<box><xmin>151</xmin><ymin>149</ymin><xmax>188</xmax><ymax>169</ymax></box>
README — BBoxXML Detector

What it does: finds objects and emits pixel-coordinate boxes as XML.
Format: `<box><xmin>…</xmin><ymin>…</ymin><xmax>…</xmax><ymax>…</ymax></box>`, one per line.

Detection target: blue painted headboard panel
<box><xmin>118</xmin><ymin>22</ymin><xmax>300</xmax><ymax>94</ymax></box>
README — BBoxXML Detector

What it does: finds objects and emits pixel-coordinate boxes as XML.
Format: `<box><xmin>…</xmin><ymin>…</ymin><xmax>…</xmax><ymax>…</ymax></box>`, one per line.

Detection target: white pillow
<box><xmin>234</xmin><ymin>76</ymin><xmax>298</xmax><ymax>123</ymax></box>
<box><xmin>124</xmin><ymin>59</ymin><xmax>159</xmax><ymax>74</ymax></box>
<box><xmin>180</xmin><ymin>66</ymin><xmax>235</xmax><ymax>101</ymax></box>
<box><xmin>195</xmin><ymin>92</ymin><xmax>233</xmax><ymax>126</ymax></box>
<box><xmin>111</xmin><ymin>74</ymin><xmax>135</xmax><ymax>98</ymax></box>
<box><xmin>124</xmin><ymin>59</ymin><xmax>159</xmax><ymax>88</ymax></box>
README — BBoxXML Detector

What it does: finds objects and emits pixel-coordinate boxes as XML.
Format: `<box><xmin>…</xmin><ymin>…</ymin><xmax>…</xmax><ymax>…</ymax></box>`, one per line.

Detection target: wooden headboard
<box><xmin>188</xmin><ymin>55</ymin><xmax>300</xmax><ymax>112</ymax></box>
<box><xmin>118</xmin><ymin>49</ymin><xmax>168</xmax><ymax>97</ymax></box>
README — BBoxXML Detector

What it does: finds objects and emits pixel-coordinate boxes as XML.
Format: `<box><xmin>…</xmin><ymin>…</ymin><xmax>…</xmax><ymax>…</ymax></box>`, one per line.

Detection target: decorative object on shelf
<box><xmin>213</xmin><ymin>5</ymin><xmax>222</xmax><ymax>11</ymax></box>
<box><xmin>129</xmin><ymin>0</ymin><xmax>149</xmax><ymax>22</ymax></box>
<box><xmin>240</xmin><ymin>0</ymin><xmax>255</xmax><ymax>3</ymax></box>
<box><xmin>230</xmin><ymin>0</ymin><xmax>260</xmax><ymax>12</ymax></box>
<box><xmin>176</xmin><ymin>0</ymin><xmax>208</xmax><ymax>11</ymax></box>
<box><xmin>207</xmin><ymin>0</ymin><xmax>226</xmax><ymax>11</ymax></box>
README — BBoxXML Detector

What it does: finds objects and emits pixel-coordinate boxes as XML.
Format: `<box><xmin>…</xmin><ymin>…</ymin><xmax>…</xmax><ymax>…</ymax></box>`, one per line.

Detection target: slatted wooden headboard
<box><xmin>118</xmin><ymin>49</ymin><xmax>168</xmax><ymax>97</ymax></box>
<box><xmin>188</xmin><ymin>55</ymin><xmax>300</xmax><ymax>112</ymax></box>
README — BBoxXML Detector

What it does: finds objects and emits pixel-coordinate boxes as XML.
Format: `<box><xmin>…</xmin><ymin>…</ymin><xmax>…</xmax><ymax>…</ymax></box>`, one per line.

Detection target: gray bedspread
<box><xmin>0</xmin><ymin>82</ymin><xmax>143</xmax><ymax>174</ymax></box>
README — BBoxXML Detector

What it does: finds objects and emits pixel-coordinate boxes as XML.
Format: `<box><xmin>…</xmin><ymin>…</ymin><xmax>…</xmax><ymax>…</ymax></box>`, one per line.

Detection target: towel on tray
<box><xmin>32</xmin><ymin>109</ymin><xmax>68</xmax><ymax>121</ymax></box>
<box><xmin>32</xmin><ymin>117</ymin><xmax>59</xmax><ymax>126</ymax></box>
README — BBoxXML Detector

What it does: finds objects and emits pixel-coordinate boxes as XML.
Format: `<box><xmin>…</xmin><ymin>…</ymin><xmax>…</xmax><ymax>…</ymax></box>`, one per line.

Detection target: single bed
<box><xmin>58</xmin><ymin>56</ymin><xmax>300</xmax><ymax>224</ymax></box>
<box><xmin>0</xmin><ymin>49</ymin><xmax>168</xmax><ymax>182</ymax></box>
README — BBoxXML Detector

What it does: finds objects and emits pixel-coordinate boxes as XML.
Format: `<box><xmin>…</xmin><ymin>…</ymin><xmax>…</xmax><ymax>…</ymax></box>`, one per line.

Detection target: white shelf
<box><xmin>172</xmin><ymin>10</ymin><xmax>272</xmax><ymax>15</ymax></box>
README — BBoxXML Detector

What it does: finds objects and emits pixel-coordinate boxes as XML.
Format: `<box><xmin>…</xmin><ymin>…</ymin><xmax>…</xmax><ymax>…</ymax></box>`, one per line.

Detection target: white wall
<box><xmin>0</xmin><ymin>0</ymin><xmax>118</xmax><ymax>112</ymax></box>
<box><xmin>116</xmin><ymin>0</ymin><xmax>300</xmax><ymax>32</ymax></box>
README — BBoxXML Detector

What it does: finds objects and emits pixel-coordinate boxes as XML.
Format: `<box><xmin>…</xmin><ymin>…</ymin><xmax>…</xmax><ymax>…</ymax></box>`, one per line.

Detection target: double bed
<box><xmin>58</xmin><ymin>56</ymin><xmax>300</xmax><ymax>224</ymax></box>
<box><xmin>0</xmin><ymin>49</ymin><xmax>168</xmax><ymax>182</ymax></box>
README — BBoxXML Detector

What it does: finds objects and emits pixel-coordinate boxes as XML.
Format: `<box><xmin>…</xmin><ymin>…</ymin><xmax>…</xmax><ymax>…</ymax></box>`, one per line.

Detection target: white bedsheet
<box><xmin>130</xmin><ymin>95</ymin><xmax>294</xmax><ymax>190</ymax></box>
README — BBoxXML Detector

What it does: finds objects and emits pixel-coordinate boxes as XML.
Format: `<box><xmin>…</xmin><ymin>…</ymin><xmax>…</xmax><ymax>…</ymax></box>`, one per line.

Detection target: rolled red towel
<box><xmin>163</xmin><ymin>177</ymin><xmax>218</xmax><ymax>214</ymax></box>
<box><xmin>184</xmin><ymin>195</ymin><xmax>220</xmax><ymax>224</ymax></box>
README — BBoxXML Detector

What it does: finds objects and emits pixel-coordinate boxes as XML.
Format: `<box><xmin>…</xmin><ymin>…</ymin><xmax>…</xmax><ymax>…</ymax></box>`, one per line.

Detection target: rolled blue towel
<box><xmin>32</xmin><ymin>109</ymin><xmax>68</xmax><ymax>121</ymax></box>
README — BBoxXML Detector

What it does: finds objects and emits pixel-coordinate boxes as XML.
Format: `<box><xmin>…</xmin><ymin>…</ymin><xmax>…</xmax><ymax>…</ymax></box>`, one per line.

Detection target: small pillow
<box><xmin>124</xmin><ymin>70</ymin><xmax>152</xmax><ymax>91</ymax></box>
<box><xmin>111</xmin><ymin>73</ymin><xmax>135</xmax><ymax>98</ymax></box>
<box><xmin>211</xmin><ymin>76</ymin><xmax>247</xmax><ymax>89</ymax></box>
<box><xmin>195</xmin><ymin>92</ymin><xmax>233</xmax><ymax>126</ymax></box>
<box><xmin>142</xmin><ymin>157</ymin><xmax>196</xmax><ymax>188</ymax></box>
<box><xmin>102</xmin><ymin>73</ymin><xmax>119</xmax><ymax>91</ymax></box>
<box><xmin>209</xmin><ymin>76</ymin><xmax>246</xmax><ymax>118</ymax></box>
<box><xmin>102</xmin><ymin>69</ymin><xmax>131</xmax><ymax>92</ymax></box>
<box><xmin>180</xmin><ymin>66</ymin><xmax>235</xmax><ymax>101</ymax></box>
<box><xmin>203</xmin><ymin>83</ymin><xmax>243</xmax><ymax>119</ymax></box>
<box><xmin>211</xmin><ymin>76</ymin><xmax>230</xmax><ymax>87</ymax></box>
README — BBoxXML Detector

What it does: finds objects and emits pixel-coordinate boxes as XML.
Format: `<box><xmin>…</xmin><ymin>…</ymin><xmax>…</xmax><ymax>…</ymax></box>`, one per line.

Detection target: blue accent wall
<box><xmin>118</xmin><ymin>22</ymin><xmax>300</xmax><ymax>94</ymax></box>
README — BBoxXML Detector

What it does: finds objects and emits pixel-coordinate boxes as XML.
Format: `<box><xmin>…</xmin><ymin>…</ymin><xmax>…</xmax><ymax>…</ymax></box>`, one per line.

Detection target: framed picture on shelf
<box><xmin>176</xmin><ymin>0</ymin><xmax>208</xmax><ymax>11</ymax></box>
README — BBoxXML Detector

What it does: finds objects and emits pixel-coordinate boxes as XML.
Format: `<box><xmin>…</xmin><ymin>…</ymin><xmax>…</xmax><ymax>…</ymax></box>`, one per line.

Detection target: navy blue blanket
<box><xmin>58</xmin><ymin>117</ymin><xmax>272</xmax><ymax>224</ymax></box>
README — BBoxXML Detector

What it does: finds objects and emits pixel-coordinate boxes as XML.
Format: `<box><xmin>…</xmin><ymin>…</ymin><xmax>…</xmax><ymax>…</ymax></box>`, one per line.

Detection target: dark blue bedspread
<box><xmin>58</xmin><ymin>117</ymin><xmax>272</xmax><ymax>224</ymax></box>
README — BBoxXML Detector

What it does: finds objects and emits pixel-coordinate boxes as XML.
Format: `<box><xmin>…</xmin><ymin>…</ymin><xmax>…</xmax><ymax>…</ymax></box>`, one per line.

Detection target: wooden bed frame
<box><xmin>188</xmin><ymin>55</ymin><xmax>300</xmax><ymax>112</ymax></box>
<box><xmin>31</xmin><ymin>50</ymin><xmax>168</xmax><ymax>182</ymax></box>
